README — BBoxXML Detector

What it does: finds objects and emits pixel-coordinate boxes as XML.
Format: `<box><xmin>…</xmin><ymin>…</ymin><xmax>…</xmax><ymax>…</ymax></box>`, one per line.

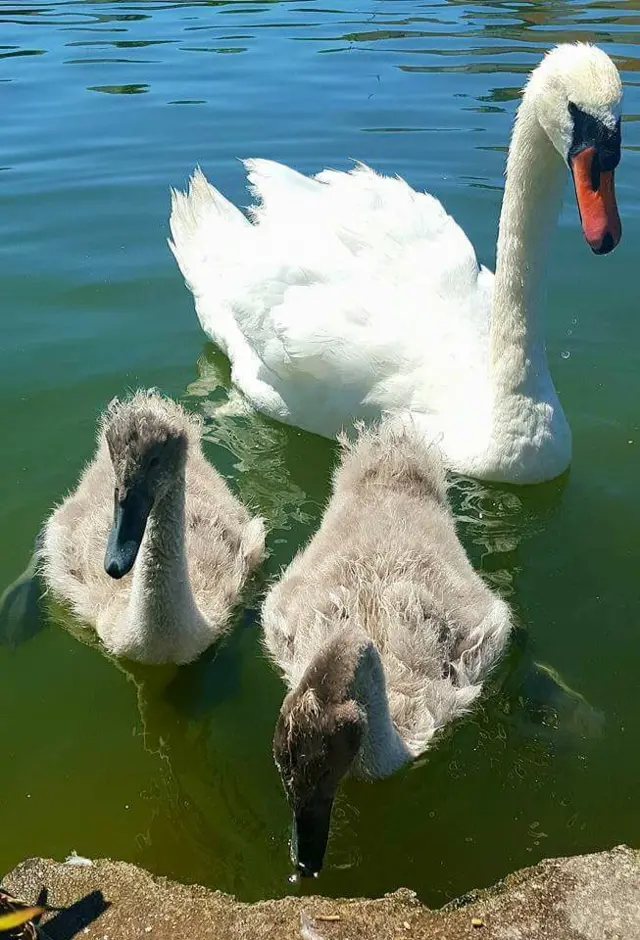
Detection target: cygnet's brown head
<box><xmin>102</xmin><ymin>390</ymin><xmax>198</xmax><ymax>580</ymax></box>
<box><xmin>273</xmin><ymin>643</ymin><xmax>367</xmax><ymax>878</ymax></box>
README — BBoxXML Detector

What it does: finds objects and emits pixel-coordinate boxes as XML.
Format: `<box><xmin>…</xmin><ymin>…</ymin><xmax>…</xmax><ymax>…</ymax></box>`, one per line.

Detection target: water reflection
<box><xmin>451</xmin><ymin>474</ymin><xmax>568</xmax><ymax>589</ymax></box>
<box><xmin>0</xmin><ymin>48</ymin><xmax>45</xmax><ymax>59</ymax></box>
<box><xmin>88</xmin><ymin>83</ymin><xmax>149</xmax><ymax>94</ymax></box>
<box><xmin>184</xmin><ymin>341</ymin><xmax>571</xmax><ymax>595</ymax></box>
<box><xmin>186</xmin><ymin>344</ymin><xmax>332</xmax><ymax>540</ymax></box>
<box><xmin>43</xmin><ymin>594</ymin><xmax>290</xmax><ymax>898</ymax></box>
<box><xmin>1</xmin><ymin>0</ymin><xmax>637</xmax><ymax>122</ymax></box>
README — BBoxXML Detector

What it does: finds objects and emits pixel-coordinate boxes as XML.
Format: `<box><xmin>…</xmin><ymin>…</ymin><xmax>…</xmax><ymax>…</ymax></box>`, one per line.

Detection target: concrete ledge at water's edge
<box><xmin>3</xmin><ymin>846</ymin><xmax>639</xmax><ymax>940</ymax></box>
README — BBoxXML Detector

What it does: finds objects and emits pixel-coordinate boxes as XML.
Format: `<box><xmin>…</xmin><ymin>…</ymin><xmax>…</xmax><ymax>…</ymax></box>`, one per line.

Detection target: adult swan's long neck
<box><xmin>486</xmin><ymin>92</ymin><xmax>572</xmax><ymax>483</ymax></box>
<box><xmin>127</xmin><ymin>475</ymin><xmax>206</xmax><ymax>653</ymax></box>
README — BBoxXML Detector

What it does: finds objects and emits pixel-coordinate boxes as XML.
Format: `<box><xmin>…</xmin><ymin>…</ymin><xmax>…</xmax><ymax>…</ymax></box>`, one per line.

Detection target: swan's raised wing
<box><xmin>248</xmin><ymin>159</ymin><xmax>469</xmax><ymax>260</ymax></box>
<box><xmin>169</xmin><ymin>162</ymin><xmax>492</xmax><ymax>434</ymax></box>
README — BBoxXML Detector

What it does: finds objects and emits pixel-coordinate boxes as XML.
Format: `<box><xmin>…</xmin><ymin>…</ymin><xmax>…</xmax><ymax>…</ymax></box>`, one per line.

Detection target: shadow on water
<box><xmin>0</xmin><ymin>553</ymin><xmax>46</xmax><ymax>650</ymax></box>
<box><xmin>0</xmin><ymin>528</ymin><xmax>47</xmax><ymax>650</ymax></box>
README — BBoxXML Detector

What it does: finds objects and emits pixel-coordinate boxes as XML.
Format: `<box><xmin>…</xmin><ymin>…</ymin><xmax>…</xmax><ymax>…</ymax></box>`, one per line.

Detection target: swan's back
<box><xmin>262</xmin><ymin>420</ymin><xmax>512</xmax><ymax>755</ymax></box>
<box><xmin>169</xmin><ymin>163</ymin><xmax>495</xmax><ymax>441</ymax></box>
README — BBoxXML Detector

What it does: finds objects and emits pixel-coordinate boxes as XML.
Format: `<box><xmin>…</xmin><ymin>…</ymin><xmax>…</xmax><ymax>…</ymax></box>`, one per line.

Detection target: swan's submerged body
<box><xmin>42</xmin><ymin>391</ymin><xmax>265</xmax><ymax>664</ymax></box>
<box><xmin>263</xmin><ymin>420</ymin><xmax>513</xmax><ymax>876</ymax></box>
<box><xmin>170</xmin><ymin>43</ymin><xmax>622</xmax><ymax>484</ymax></box>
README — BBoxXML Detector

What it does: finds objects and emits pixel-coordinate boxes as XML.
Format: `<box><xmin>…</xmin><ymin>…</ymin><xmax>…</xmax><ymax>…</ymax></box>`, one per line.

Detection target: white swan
<box><xmin>41</xmin><ymin>390</ymin><xmax>265</xmax><ymax>664</ymax></box>
<box><xmin>263</xmin><ymin>419</ymin><xmax>512</xmax><ymax>876</ymax></box>
<box><xmin>169</xmin><ymin>43</ymin><xmax>622</xmax><ymax>485</ymax></box>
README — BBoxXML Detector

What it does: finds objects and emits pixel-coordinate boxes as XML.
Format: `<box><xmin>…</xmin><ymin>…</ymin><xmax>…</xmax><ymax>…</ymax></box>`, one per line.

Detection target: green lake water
<box><xmin>1</xmin><ymin>0</ymin><xmax>638</xmax><ymax>906</ymax></box>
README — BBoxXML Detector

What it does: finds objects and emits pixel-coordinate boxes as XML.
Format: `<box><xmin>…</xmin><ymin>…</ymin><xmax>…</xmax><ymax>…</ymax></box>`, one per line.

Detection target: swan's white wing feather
<box><xmin>169</xmin><ymin>162</ymin><xmax>493</xmax><ymax>436</ymax></box>
<box><xmin>246</xmin><ymin>159</ymin><xmax>478</xmax><ymax>289</ymax></box>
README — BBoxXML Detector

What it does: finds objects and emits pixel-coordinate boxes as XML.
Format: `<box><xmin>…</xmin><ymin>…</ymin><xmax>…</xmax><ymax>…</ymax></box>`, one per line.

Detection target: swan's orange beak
<box><xmin>570</xmin><ymin>146</ymin><xmax>621</xmax><ymax>255</ymax></box>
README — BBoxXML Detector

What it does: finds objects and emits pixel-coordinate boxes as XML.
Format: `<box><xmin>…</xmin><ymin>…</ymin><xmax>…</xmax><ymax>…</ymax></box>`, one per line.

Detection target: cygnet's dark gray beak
<box><xmin>104</xmin><ymin>484</ymin><xmax>152</xmax><ymax>579</ymax></box>
<box><xmin>291</xmin><ymin>797</ymin><xmax>335</xmax><ymax>878</ymax></box>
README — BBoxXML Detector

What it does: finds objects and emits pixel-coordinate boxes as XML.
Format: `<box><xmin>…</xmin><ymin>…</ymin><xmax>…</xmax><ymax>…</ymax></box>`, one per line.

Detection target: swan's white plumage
<box><xmin>169</xmin><ymin>43</ymin><xmax>622</xmax><ymax>484</ymax></box>
<box><xmin>171</xmin><ymin>161</ymin><xmax>493</xmax><ymax>435</ymax></box>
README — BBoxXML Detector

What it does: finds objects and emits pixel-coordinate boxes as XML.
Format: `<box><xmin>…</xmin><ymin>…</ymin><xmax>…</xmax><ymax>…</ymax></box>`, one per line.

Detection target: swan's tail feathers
<box><xmin>168</xmin><ymin>167</ymin><xmax>249</xmax><ymax>297</ymax></box>
<box><xmin>244</xmin><ymin>158</ymin><xmax>322</xmax><ymax>222</ymax></box>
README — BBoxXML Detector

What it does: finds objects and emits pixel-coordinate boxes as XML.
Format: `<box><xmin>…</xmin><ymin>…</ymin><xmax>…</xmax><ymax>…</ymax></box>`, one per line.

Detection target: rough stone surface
<box><xmin>3</xmin><ymin>846</ymin><xmax>639</xmax><ymax>940</ymax></box>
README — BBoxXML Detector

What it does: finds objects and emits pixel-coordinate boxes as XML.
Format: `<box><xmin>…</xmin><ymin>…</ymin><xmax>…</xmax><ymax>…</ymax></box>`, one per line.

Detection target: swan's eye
<box><xmin>568</xmin><ymin>102</ymin><xmax>621</xmax><ymax>171</ymax></box>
